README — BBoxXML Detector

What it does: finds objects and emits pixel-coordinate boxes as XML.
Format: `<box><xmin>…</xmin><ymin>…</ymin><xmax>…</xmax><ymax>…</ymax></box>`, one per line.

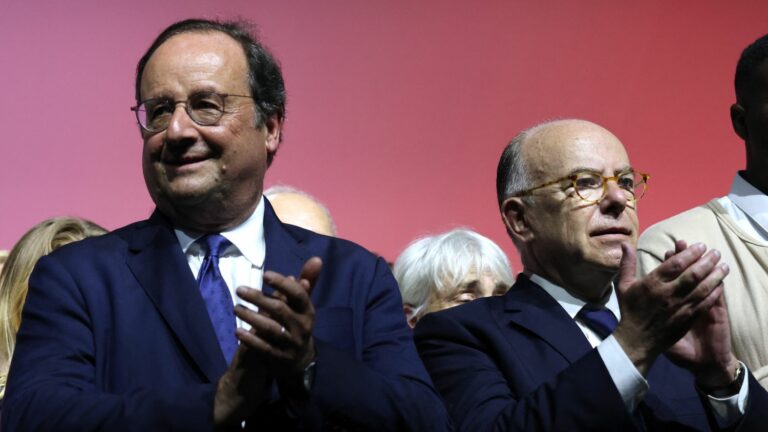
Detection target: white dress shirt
<box><xmin>530</xmin><ymin>273</ymin><xmax>648</xmax><ymax>412</ymax></box>
<box><xmin>175</xmin><ymin>196</ymin><xmax>267</xmax><ymax>330</ymax></box>
<box><xmin>529</xmin><ymin>273</ymin><xmax>746</xmax><ymax>423</ymax></box>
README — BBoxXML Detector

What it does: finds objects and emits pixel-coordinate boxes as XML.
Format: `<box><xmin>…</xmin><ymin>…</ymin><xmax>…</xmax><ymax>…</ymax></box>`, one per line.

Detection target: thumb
<box><xmin>615</xmin><ymin>243</ymin><xmax>637</xmax><ymax>298</ymax></box>
<box><xmin>299</xmin><ymin>257</ymin><xmax>323</xmax><ymax>294</ymax></box>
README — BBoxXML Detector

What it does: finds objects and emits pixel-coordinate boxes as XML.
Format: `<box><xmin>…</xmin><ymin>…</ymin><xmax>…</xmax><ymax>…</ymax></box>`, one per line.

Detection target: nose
<box><xmin>164</xmin><ymin>104</ymin><xmax>199</xmax><ymax>145</ymax></box>
<box><xmin>599</xmin><ymin>180</ymin><xmax>629</xmax><ymax>217</ymax></box>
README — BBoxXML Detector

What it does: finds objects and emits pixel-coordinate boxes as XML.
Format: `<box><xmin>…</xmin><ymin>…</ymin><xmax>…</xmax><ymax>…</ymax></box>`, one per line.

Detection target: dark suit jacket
<box><xmin>415</xmin><ymin>274</ymin><xmax>764</xmax><ymax>431</ymax></box>
<box><xmin>4</xmin><ymin>201</ymin><xmax>448</xmax><ymax>431</ymax></box>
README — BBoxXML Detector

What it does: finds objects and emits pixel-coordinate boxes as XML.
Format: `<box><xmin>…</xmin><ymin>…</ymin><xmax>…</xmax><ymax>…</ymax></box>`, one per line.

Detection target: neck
<box><xmin>523</xmin><ymin>256</ymin><xmax>615</xmax><ymax>304</ymax></box>
<box><xmin>160</xmin><ymin>197</ymin><xmax>259</xmax><ymax>233</ymax></box>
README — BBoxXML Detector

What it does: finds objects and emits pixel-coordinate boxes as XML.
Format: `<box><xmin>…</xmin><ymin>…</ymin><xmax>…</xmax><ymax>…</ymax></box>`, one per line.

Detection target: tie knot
<box><xmin>198</xmin><ymin>234</ymin><xmax>232</xmax><ymax>258</ymax></box>
<box><xmin>576</xmin><ymin>306</ymin><xmax>618</xmax><ymax>340</ymax></box>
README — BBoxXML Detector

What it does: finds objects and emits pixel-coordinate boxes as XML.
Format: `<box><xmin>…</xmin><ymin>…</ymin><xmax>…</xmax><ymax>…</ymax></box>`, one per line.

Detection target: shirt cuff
<box><xmin>704</xmin><ymin>361</ymin><xmax>748</xmax><ymax>427</ymax></box>
<box><xmin>597</xmin><ymin>335</ymin><xmax>649</xmax><ymax>412</ymax></box>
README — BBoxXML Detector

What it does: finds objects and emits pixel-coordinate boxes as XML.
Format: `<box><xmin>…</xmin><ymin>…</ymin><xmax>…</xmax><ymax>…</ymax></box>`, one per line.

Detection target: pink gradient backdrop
<box><xmin>2</xmin><ymin>0</ymin><xmax>768</xmax><ymax>272</ymax></box>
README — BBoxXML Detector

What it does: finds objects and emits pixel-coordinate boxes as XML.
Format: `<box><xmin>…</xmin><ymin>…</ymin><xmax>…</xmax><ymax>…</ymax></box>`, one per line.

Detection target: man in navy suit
<box><xmin>415</xmin><ymin>119</ymin><xmax>764</xmax><ymax>431</ymax></box>
<box><xmin>4</xmin><ymin>19</ymin><xmax>448</xmax><ymax>431</ymax></box>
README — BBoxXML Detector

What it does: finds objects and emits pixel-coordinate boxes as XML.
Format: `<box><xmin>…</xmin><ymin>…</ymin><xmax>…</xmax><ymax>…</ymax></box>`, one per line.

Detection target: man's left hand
<box><xmin>234</xmin><ymin>257</ymin><xmax>322</xmax><ymax>377</ymax></box>
<box><xmin>663</xmin><ymin>241</ymin><xmax>741</xmax><ymax>394</ymax></box>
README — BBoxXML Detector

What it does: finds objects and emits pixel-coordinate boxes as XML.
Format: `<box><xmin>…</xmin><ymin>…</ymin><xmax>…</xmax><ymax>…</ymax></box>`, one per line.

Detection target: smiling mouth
<box><xmin>164</xmin><ymin>154</ymin><xmax>211</xmax><ymax>167</ymax></box>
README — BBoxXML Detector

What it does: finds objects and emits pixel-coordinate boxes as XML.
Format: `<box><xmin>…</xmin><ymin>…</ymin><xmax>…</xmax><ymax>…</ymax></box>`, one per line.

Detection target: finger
<box><xmin>263</xmin><ymin>271</ymin><xmax>312</xmax><ymax>312</ymax></box>
<box><xmin>615</xmin><ymin>243</ymin><xmax>637</xmax><ymax>298</ymax></box>
<box><xmin>235</xmin><ymin>304</ymin><xmax>286</xmax><ymax>337</ymax></box>
<box><xmin>674</xmin><ymin>249</ymin><xmax>723</xmax><ymax>295</ymax></box>
<box><xmin>664</xmin><ymin>240</ymin><xmax>689</xmax><ymax>260</ymax></box>
<box><xmin>654</xmin><ymin>242</ymin><xmax>707</xmax><ymax>281</ymax></box>
<box><xmin>298</xmin><ymin>257</ymin><xmax>323</xmax><ymax>294</ymax></box>
<box><xmin>689</xmin><ymin>283</ymin><xmax>725</xmax><ymax>319</ymax></box>
<box><xmin>236</xmin><ymin>328</ymin><xmax>291</xmax><ymax>358</ymax></box>
<box><xmin>238</xmin><ymin>286</ymin><xmax>297</xmax><ymax>326</ymax></box>
<box><xmin>682</xmin><ymin>261</ymin><xmax>729</xmax><ymax>306</ymax></box>
<box><xmin>271</xmin><ymin>290</ymin><xmax>288</xmax><ymax>302</ymax></box>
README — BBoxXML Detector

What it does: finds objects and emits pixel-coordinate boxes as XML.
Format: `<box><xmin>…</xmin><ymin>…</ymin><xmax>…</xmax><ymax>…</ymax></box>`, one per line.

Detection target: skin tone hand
<box><xmin>612</xmin><ymin>242</ymin><xmax>729</xmax><ymax>376</ymax></box>
<box><xmin>213</xmin><ymin>257</ymin><xmax>322</xmax><ymax>427</ymax></box>
<box><xmin>663</xmin><ymin>241</ymin><xmax>740</xmax><ymax>395</ymax></box>
<box><xmin>234</xmin><ymin>257</ymin><xmax>322</xmax><ymax>378</ymax></box>
<box><xmin>213</xmin><ymin>345</ymin><xmax>271</xmax><ymax>428</ymax></box>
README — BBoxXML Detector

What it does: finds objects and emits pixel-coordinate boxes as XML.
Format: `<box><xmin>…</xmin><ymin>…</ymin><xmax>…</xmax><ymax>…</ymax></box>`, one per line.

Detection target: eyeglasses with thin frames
<box><xmin>130</xmin><ymin>91</ymin><xmax>253</xmax><ymax>133</ymax></box>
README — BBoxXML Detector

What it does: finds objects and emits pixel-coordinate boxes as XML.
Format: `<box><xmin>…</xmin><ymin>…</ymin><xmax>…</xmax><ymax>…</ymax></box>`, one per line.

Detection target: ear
<box><xmin>263</xmin><ymin>114</ymin><xmax>282</xmax><ymax>156</ymax></box>
<box><xmin>403</xmin><ymin>304</ymin><xmax>418</xmax><ymax>329</ymax></box>
<box><xmin>730</xmin><ymin>103</ymin><xmax>748</xmax><ymax>141</ymax></box>
<box><xmin>501</xmin><ymin>197</ymin><xmax>534</xmax><ymax>244</ymax></box>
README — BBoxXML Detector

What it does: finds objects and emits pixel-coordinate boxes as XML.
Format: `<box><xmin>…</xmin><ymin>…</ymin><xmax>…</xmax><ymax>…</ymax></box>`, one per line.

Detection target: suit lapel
<box><xmin>500</xmin><ymin>275</ymin><xmax>593</xmax><ymax>363</ymax></box>
<box><xmin>125</xmin><ymin>211</ymin><xmax>227</xmax><ymax>383</ymax></box>
<box><xmin>263</xmin><ymin>199</ymin><xmax>309</xmax><ymax>287</ymax></box>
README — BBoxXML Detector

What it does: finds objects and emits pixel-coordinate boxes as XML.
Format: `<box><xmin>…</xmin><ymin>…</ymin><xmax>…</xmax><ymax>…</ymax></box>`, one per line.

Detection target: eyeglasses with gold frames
<box><xmin>515</xmin><ymin>169</ymin><xmax>650</xmax><ymax>204</ymax></box>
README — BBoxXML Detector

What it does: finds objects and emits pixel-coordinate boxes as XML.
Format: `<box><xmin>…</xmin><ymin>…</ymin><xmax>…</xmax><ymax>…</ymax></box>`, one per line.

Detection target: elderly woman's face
<box><xmin>424</xmin><ymin>270</ymin><xmax>511</xmax><ymax>315</ymax></box>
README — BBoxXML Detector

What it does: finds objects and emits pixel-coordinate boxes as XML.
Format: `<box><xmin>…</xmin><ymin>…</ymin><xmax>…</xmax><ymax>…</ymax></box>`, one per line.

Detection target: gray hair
<box><xmin>496</xmin><ymin>129</ymin><xmax>533</xmax><ymax>209</ymax></box>
<box><xmin>394</xmin><ymin>228</ymin><xmax>514</xmax><ymax>320</ymax></box>
<box><xmin>263</xmin><ymin>185</ymin><xmax>337</xmax><ymax>235</ymax></box>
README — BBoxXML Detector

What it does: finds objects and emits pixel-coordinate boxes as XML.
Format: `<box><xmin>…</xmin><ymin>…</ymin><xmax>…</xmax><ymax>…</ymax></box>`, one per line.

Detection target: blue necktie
<box><xmin>576</xmin><ymin>306</ymin><xmax>618</xmax><ymax>340</ymax></box>
<box><xmin>196</xmin><ymin>234</ymin><xmax>238</xmax><ymax>364</ymax></box>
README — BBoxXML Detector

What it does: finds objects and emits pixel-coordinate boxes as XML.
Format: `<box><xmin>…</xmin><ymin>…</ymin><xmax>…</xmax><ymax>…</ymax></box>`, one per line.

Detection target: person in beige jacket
<box><xmin>638</xmin><ymin>33</ymin><xmax>768</xmax><ymax>390</ymax></box>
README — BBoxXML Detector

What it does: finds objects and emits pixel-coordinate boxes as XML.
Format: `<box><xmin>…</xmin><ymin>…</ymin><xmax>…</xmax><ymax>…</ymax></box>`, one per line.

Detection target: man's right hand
<box><xmin>213</xmin><ymin>345</ymin><xmax>271</xmax><ymax>428</ymax></box>
<box><xmin>613</xmin><ymin>241</ymin><xmax>729</xmax><ymax>375</ymax></box>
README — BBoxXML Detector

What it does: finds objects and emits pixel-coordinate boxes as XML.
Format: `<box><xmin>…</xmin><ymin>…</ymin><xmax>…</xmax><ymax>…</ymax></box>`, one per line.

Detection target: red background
<box><xmin>2</xmin><ymin>0</ymin><xmax>767</xmax><ymax>272</ymax></box>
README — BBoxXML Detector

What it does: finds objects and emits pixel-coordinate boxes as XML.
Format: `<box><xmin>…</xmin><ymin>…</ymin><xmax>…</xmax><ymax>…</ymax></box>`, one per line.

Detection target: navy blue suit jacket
<box><xmin>415</xmin><ymin>274</ymin><xmax>764</xmax><ymax>431</ymax></box>
<box><xmin>4</xmin><ymin>201</ymin><xmax>448</xmax><ymax>431</ymax></box>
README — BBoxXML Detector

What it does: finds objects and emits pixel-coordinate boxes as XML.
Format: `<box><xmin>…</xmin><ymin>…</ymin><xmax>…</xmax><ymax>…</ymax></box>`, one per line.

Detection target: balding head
<box><xmin>265</xmin><ymin>187</ymin><xmax>337</xmax><ymax>236</ymax></box>
<box><xmin>497</xmin><ymin>119</ymin><xmax>641</xmax><ymax>301</ymax></box>
<box><xmin>497</xmin><ymin>119</ymin><xmax>624</xmax><ymax>207</ymax></box>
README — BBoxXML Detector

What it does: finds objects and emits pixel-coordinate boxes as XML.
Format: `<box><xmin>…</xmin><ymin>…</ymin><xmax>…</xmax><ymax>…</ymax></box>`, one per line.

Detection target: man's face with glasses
<box><xmin>138</xmin><ymin>31</ymin><xmax>281</xmax><ymax>230</ymax></box>
<box><xmin>502</xmin><ymin>120</ymin><xmax>640</xmax><ymax>278</ymax></box>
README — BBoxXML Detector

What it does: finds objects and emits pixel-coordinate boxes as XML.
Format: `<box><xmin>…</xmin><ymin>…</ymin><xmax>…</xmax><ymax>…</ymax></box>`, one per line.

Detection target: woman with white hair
<box><xmin>394</xmin><ymin>228</ymin><xmax>514</xmax><ymax>328</ymax></box>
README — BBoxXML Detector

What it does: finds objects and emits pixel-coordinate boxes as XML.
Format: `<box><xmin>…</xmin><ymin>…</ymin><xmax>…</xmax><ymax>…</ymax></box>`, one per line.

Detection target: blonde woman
<box><xmin>0</xmin><ymin>217</ymin><xmax>106</xmax><ymax>401</ymax></box>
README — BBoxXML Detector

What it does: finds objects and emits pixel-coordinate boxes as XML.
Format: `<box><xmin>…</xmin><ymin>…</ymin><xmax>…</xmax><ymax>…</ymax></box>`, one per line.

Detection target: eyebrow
<box><xmin>142</xmin><ymin>87</ymin><xmax>223</xmax><ymax>102</ymax></box>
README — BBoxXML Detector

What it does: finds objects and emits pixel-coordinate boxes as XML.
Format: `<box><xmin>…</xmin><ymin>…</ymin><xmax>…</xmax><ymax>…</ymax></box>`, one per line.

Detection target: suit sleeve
<box><xmin>738</xmin><ymin>374</ymin><xmax>768</xmax><ymax>431</ymax></box>
<box><xmin>2</xmin><ymin>256</ymin><xmax>220</xmax><ymax>432</ymax></box>
<box><xmin>293</xmin><ymin>257</ymin><xmax>451</xmax><ymax>431</ymax></box>
<box><xmin>415</xmin><ymin>310</ymin><xmax>636</xmax><ymax>432</ymax></box>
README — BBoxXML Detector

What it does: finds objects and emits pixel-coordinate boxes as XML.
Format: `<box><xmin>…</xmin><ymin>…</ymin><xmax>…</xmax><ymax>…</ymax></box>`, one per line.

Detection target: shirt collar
<box><xmin>529</xmin><ymin>273</ymin><xmax>621</xmax><ymax>320</ymax></box>
<box><xmin>728</xmin><ymin>172</ymin><xmax>768</xmax><ymax>234</ymax></box>
<box><xmin>174</xmin><ymin>196</ymin><xmax>266</xmax><ymax>268</ymax></box>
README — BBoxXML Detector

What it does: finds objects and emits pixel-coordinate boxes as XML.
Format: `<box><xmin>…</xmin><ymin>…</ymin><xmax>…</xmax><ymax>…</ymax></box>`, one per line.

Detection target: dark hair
<box><xmin>135</xmin><ymin>18</ymin><xmax>286</xmax><ymax>161</ymax></box>
<box><xmin>735</xmin><ymin>33</ymin><xmax>768</xmax><ymax>106</ymax></box>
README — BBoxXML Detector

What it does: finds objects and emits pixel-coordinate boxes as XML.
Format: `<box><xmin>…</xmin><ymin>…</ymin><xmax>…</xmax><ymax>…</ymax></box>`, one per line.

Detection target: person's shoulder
<box><xmin>46</xmin><ymin>218</ymin><xmax>154</xmax><ymax>262</ymax></box>
<box><xmin>640</xmin><ymin>200</ymin><xmax>720</xmax><ymax>243</ymax></box>
<box><xmin>283</xmin><ymin>223</ymin><xmax>385</xmax><ymax>264</ymax></box>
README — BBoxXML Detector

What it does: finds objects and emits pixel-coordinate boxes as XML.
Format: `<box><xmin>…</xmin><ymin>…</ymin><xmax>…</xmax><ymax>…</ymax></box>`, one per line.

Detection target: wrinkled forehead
<box><xmin>522</xmin><ymin>120</ymin><xmax>630</xmax><ymax>182</ymax></box>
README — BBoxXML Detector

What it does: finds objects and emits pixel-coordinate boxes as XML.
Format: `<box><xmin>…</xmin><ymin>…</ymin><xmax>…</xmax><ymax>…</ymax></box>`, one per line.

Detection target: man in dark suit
<box><xmin>415</xmin><ymin>119</ymin><xmax>764</xmax><ymax>431</ymax></box>
<box><xmin>4</xmin><ymin>19</ymin><xmax>448</xmax><ymax>431</ymax></box>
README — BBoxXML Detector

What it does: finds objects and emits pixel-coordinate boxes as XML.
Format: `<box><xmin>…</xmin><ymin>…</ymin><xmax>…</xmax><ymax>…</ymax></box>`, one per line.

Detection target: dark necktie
<box><xmin>576</xmin><ymin>306</ymin><xmax>618</xmax><ymax>340</ymax></box>
<box><xmin>196</xmin><ymin>234</ymin><xmax>238</xmax><ymax>364</ymax></box>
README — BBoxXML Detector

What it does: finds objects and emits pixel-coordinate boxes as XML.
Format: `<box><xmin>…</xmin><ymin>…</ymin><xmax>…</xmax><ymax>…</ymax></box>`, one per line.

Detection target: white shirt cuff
<box><xmin>597</xmin><ymin>335</ymin><xmax>648</xmax><ymax>412</ymax></box>
<box><xmin>705</xmin><ymin>362</ymin><xmax>749</xmax><ymax>427</ymax></box>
